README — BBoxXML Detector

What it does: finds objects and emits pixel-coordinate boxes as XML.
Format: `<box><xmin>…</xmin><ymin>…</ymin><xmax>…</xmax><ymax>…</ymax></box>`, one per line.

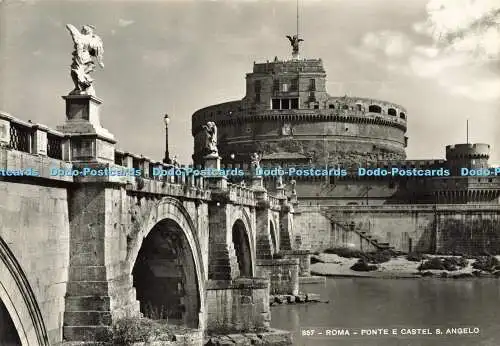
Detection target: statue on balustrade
<box><xmin>250</xmin><ymin>152</ymin><xmax>261</xmax><ymax>172</ymax></box>
<box><xmin>66</xmin><ymin>24</ymin><xmax>104</xmax><ymax>96</ymax></box>
<box><xmin>202</xmin><ymin>121</ymin><xmax>218</xmax><ymax>156</ymax></box>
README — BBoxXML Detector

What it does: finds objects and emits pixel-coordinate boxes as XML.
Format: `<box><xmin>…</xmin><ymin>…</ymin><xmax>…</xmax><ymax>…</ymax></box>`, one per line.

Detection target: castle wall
<box><xmin>0</xmin><ymin>180</ymin><xmax>70</xmax><ymax>344</ymax></box>
<box><xmin>294</xmin><ymin>205</ymin><xmax>500</xmax><ymax>255</ymax></box>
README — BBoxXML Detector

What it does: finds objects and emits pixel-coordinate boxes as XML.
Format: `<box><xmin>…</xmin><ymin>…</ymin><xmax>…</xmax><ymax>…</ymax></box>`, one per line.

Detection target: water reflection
<box><xmin>271</xmin><ymin>278</ymin><xmax>500</xmax><ymax>346</ymax></box>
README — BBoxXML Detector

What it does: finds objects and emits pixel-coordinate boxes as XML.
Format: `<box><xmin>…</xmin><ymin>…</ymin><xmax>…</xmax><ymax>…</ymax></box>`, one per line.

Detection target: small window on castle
<box><xmin>314</xmin><ymin>105</ymin><xmax>319</xmax><ymax>109</ymax></box>
<box><xmin>291</xmin><ymin>78</ymin><xmax>299</xmax><ymax>91</ymax></box>
<box><xmin>400</xmin><ymin>112</ymin><xmax>406</xmax><ymax>119</ymax></box>
<box><xmin>282</xmin><ymin>83</ymin><xmax>289</xmax><ymax>92</ymax></box>
<box><xmin>291</xmin><ymin>98</ymin><xmax>299</xmax><ymax>109</ymax></box>
<box><xmin>309</xmin><ymin>79</ymin><xmax>316</xmax><ymax>91</ymax></box>
<box><xmin>254</xmin><ymin>80</ymin><xmax>261</xmax><ymax>93</ymax></box>
<box><xmin>368</xmin><ymin>105</ymin><xmax>382</xmax><ymax>113</ymax></box>
<box><xmin>272</xmin><ymin>99</ymin><xmax>280</xmax><ymax>110</ymax></box>
<box><xmin>255</xmin><ymin>93</ymin><xmax>261</xmax><ymax>103</ymax></box>
<box><xmin>273</xmin><ymin>79</ymin><xmax>280</xmax><ymax>92</ymax></box>
<box><xmin>342</xmin><ymin>104</ymin><xmax>349</xmax><ymax>110</ymax></box>
<box><xmin>356</xmin><ymin>104</ymin><xmax>362</xmax><ymax>111</ymax></box>
<box><xmin>329</xmin><ymin>104</ymin><xmax>335</xmax><ymax>109</ymax></box>
<box><xmin>281</xmin><ymin>99</ymin><xmax>290</xmax><ymax>110</ymax></box>
<box><xmin>388</xmin><ymin>108</ymin><xmax>397</xmax><ymax>116</ymax></box>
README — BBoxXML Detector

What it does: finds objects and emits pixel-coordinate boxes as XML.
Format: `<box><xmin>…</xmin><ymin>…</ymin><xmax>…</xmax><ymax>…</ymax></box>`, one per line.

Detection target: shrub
<box><xmin>407</xmin><ymin>252</ymin><xmax>427</xmax><ymax>262</ymax></box>
<box><xmin>362</xmin><ymin>250</ymin><xmax>392</xmax><ymax>264</ymax></box>
<box><xmin>418</xmin><ymin>257</ymin><xmax>445</xmax><ymax>271</ymax></box>
<box><xmin>323</xmin><ymin>247</ymin><xmax>364</xmax><ymax>258</ymax></box>
<box><xmin>472</xmin><ymin>256</ymin><xmax>500</xmax><ymax>272</ymax></box>
<box><xmin>350</xmin><ymin>259</ymin><xmax>378</xmax><ymax>272</ymax></box>
<box><xmin>112</xmin><ymin>317</ymin><xmax>174</xmax><ymax>345</ymax></box>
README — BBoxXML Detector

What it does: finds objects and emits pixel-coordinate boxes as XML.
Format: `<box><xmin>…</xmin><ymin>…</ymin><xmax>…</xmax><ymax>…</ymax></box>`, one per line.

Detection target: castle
<box><xmin>191</xmin><ymin>38</ymin><xmax>500</xmax><ymax>255</ymax></box>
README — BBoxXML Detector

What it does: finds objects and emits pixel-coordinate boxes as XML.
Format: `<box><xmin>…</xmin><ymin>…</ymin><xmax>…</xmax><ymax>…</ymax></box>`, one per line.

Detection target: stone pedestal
<box><xmin>57</xmin><ymin>95</ymin><xmax>115</xmax><ymax>163</ymax></box>
<box><xmin>204</xmin><ymin>154</ymin><xmax>227</xmax><ymax>190</ymax></box>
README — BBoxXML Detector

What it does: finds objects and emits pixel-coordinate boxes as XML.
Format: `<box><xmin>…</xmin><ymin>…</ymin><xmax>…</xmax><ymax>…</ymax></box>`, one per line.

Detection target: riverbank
<box><xmin>310</xmin><ymin>253</ymin><xmax>500</xmax><ymax>278</ymax></box>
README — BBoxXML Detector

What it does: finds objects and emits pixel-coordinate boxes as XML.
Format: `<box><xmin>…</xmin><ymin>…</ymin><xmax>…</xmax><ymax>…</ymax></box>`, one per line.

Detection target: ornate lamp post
<box><xmin>163</xmin><ymin>114</ymin><xmax>170</xmax><ymax>164</ymax></box>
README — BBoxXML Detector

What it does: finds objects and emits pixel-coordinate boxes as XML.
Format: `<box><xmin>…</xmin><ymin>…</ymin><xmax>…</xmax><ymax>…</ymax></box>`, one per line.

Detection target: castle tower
<box><xmin>191</xmin><ymin>45</ymin><xmax>408</xmax><ymax>168</ymax></box>
<box><xmin>445</xmin><ymin>143</ymin><xmax>490</xmax><ymax>175</ymax></box>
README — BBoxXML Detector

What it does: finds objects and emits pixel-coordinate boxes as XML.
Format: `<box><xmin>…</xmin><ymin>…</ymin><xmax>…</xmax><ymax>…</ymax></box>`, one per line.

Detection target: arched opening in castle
<box><xmin>132</xmin><ymin>219</ymin><xmax>200</xmax><ymax>328</ymax></box>
<box><xmin>0</xmin><ymin>299</ymin><xmax>22</xmax><ymax>345</ymax></box>
<box><xmin>232</xmin><ymin>220</ymin><xmax>252</xmax><ymax>277</ymax></box>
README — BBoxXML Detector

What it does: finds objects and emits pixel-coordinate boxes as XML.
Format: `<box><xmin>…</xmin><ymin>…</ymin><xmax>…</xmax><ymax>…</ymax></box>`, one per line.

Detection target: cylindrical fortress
<box><xmin>445</xmin><ymin>143</ymin><xmax>490</xmax><ymax>174</ymax></box>
<box><xmin>192</xmin><ymin>58</ymin><xmax>408</xmax><ymax>167</ymax></box>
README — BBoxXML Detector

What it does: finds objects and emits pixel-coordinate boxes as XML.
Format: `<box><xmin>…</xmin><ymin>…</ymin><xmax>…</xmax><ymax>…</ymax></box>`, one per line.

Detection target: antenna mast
<box><xmin>466</xmin><ymin>119</ymin><xmax>469</xmax><ymax>144</ymax></box>
<box><xmin>296</xmin><ymin>0</ymin><xmax>299</xmax><ymax>39</ymax></box>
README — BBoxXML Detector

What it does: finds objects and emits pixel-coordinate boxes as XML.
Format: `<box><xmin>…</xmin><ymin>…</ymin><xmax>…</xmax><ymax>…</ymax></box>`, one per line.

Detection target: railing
<box><xmin>228</xmin><ymin>183</ymin><xmax>255</xmax><ymax>205</ymax></box>
<box><xmin>269</xmin><ymin>195</ymin><xmax>281</xmax><ymax>209</ymax></box>
<box><xmin>9</xmin><ymin>122</ymin><xmax>32</xmax><ymax>153</ymax></box>
<box><xmin>47</xmin><ymin>133</ymin><xmax>63</xmax><ymax>159</ymax></box>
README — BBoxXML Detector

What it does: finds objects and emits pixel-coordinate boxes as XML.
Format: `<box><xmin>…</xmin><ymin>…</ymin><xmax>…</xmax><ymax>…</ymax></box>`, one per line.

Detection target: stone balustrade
<box><xmin>0</xmin><ymin>111</ymin><xmax>286</xmax><ymax>207</ymax></box>
<box><xmin>0</xmin><ymin>111</ymin><xmax>68</xmax><ymax>160</ymax></box>
<box><xmin>268</xmin><ymin>195</ymin><xmax>281</xmax><ymax>210</ymax></box>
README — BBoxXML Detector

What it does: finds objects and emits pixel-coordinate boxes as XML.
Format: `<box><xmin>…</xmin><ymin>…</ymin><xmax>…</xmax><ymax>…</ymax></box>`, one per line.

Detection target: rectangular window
<box><xmin>254</xmin><ymin>80</ymin><xmax>261</xmax><ymax>93</ymax></box>
<box><xmin>282</xmin><ymin>83</ymin><xmax>289</xmax><ymax>92</ymax></box>
<box><xmin>255</xmin><ymin>93</ymin><xmax>261</xmax><ymax>103</ymax></box>
<box><xmin>272</xmin><ymin>99</ymin><xmax>281</xmax><ymax>110</ymax></box>
<box><xmin>290</xmin><ymin>98</ymin><xmax>299</xmax><ymax>109</ymax></box>
<box><xmin>281</xmin><ymin>99</ymin><xmax>290</xmax><ymax>110</ymax></box>
<box><xmin>291</xmin><ymin>78</ymin><xmax>299</xmax><ymax>91</ymax></box>
<box><xmin>273</xmin><ymin>79</ymin><xmax>280</xmax><ymax>92</ymax></box>
<box><xmin>309</xmin><ymin>79</ymin><xmax>316</xmax><ymax>91</ymax></box>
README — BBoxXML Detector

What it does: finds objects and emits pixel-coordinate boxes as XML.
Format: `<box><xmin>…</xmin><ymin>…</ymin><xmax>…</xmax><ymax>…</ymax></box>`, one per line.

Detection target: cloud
<box><xmin>415</xmin><ymin>0</ymin><xmax>500</xmax><ymax>60</ymax></box>
<box><xmin>118</xmin><ymin>19</ymin><xmax>135</xmax><ymax>27</ymax></box>
<box><xmin>348</xmin><ymin>0</ymin><xmax>500</xmax><ymax>101</ymax></box>
<box><xmin>360</xmin><ymin>31</ymin><xmax>412</xmax><ymax>58</ymax></box>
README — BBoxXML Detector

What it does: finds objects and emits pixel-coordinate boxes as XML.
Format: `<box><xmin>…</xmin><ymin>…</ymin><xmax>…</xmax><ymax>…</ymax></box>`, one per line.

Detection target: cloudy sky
<box><xmin>1</xmin><ymin>0</ymin><xmax>499</xmax><ymax>164</ymax></box>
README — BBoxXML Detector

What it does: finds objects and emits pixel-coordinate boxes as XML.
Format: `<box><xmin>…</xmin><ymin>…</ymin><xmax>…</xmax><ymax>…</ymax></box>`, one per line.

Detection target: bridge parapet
<box><xmin>0</xmin><ymin>111</ymin><xmax>68</xmax><ymax>160</ymax></box>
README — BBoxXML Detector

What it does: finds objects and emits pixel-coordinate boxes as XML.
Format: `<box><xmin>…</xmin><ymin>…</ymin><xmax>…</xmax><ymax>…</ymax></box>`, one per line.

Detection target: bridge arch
<box><xmin>229</xmin><ymin>207</ymin><xmax>256</xmax><ymax>277</ymax></box>
<box><xmin>127</xmin><ymin>197</ymin><xmax>205</xmax><ymax>329</ymax></box>
<box><xmin>0</xmin><ymin>237</ymin><xmax>49</xmax><ymax>346</ymax></box>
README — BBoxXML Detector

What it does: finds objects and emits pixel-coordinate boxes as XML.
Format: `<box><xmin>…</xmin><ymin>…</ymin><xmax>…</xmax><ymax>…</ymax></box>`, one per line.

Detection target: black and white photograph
<box><xmin>0</xmin><ymin>0</ymin><xmax>499</xmax><ymax>345</ymax></box>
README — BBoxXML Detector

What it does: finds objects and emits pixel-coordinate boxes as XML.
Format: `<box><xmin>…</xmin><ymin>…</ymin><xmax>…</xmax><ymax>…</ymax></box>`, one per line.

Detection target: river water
<box><xmin>271</xmin><ymin>278</ymin><xmax>500</xmax><ymax>346</ymax></box>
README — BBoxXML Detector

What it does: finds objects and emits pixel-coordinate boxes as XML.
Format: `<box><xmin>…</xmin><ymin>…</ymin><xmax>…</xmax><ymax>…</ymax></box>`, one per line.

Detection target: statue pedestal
<box><xmin>204</xmin><ymin>154</ymin><xmax>227</xmax><ymax>190</ymax></box>
<box><xmin>204</xmin><ymin>153</ymin><xmax>221</xmax><ymax>170</ymax></box>
<box><xmin>57</xmin><ymin>95</ymin><xmax>115</xmax><ymax>163</ymax></box>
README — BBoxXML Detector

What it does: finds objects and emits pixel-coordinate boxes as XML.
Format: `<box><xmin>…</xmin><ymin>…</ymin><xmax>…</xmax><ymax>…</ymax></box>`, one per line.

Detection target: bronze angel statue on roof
<box><xmin>66</xmin><ymin>24</ymin><xmax>104</xmax><ymax>96</ymax></box>
<box><xmin>286</xmin><ymin>35</ymin><xmax>303</xmax><ymax>56</ymax></box>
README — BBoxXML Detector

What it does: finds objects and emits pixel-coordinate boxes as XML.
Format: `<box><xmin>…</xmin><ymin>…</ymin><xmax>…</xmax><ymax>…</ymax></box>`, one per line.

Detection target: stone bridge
<box><xmin>0</xmin><ymin>95</ymin><xmax>310</xmax><ymax>345</ymax></box>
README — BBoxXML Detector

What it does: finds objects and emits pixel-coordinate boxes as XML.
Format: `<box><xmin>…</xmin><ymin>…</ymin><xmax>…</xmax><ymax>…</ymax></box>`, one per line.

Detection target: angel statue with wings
<box><xmin>66</xmin><ymin>24</ymin><xmax>104</xmax><ymax>96</ymax></box>
<box><xmin>202</xmin><ymin>122</ymin><xmax>218</xmax><ymax>156</ymax></box>
<box><xmin>286</xmin><ymin>34</ymin><xmax>304</xmax><ymax>56</ymax></box>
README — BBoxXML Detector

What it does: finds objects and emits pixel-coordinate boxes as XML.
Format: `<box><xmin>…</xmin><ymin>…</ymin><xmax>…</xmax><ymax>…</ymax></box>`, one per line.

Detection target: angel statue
<box><xmin>66</xmin><ymin>24</ymin><xmax>104</xmax><ymax>96</ymax></box>
<box><xmin>202</xmin><ymin>121</ymin><xmax>218</xmax><ymax>156</ymax></box>
<box><xmin>286</xmin><ymin>34</ymin><xmax>304</xmax><ymax>56</ymax></box>
<box><xmin>250</xmin><ymin>152</ymin><xmax>261</xmax><ymax>171</ymax></box>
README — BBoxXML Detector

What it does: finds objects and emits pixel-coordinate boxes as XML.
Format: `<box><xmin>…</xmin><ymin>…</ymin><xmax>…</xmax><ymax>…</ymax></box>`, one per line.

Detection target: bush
<box><xmin>112</xmin><ymin>317</ymin><xmax>172</xmax><ymax>345</ymax></box>
<box><xmin>362</xmin><ymin>250</ymin><xmax>392</xmax><ymax>264</ymax></box>
<box><xmin>407</xmin><ymin>252</ymin><xmax>427</xmax><ymax>262</ymax></box>
<box><xmin>472</xmin><ymin>256</ymin><xmax>500</xmax><ymax>272</ymax></box>
<box><xmin>350</xmin><ymin>259</ymin><xmax>378</xmax><ymax>272</ymax></box>
<box><xmin>324</xmin><ymin>247</ymin><xmax>364</xmax><ymax>258</ymax></box>
<box><xmin>418</xmin><ymin>257</ymin><xmax>445</xmax><ymax>271</ymax></box>
<box><xmin>417</xmin><ymin>257</ymin><xmax>467</xmax><ymax>271</ymax></box>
